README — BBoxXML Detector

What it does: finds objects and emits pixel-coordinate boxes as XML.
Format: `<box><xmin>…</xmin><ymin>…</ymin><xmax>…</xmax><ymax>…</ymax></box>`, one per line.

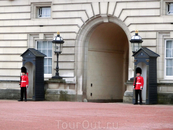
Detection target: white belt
<box><xmin>21</xmin><ymin>81</ymin><xmax>26</xmax><ymax>82</ymax></box>
<box><xmin>136</xmin><ymin>83</ymin><xmax>141</xmax><ymax>84</ymax></box>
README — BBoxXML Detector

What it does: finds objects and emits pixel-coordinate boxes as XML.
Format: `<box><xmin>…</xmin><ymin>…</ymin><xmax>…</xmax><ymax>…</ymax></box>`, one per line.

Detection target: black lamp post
<box><xmin>130</xmin><ymin>30</ymin><xmax>143</xmax><ymax>54</ymax></box>
<box><xmin>52</xmin><ymin>32</ymin><xmax>64</xmax><ymax>79</ymax></box>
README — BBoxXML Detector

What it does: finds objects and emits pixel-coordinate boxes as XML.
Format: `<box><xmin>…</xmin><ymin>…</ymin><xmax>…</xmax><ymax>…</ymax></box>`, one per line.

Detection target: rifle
<box><xmin>19</xmin><ymin>73</ymin><xmax>21</xmax><ymax>86</ymax></box>
<box><xmin>134</xmin><ymin>77</ymin><xmax>137</xmax><ymax>89</ymax></box>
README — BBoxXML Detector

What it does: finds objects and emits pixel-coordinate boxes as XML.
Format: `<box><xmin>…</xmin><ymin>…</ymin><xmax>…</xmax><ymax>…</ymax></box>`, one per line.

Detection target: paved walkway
<box><xmin>0</xmin><ymin>100</ymin><xmax>173</xmax><ymax>130</ymax></box>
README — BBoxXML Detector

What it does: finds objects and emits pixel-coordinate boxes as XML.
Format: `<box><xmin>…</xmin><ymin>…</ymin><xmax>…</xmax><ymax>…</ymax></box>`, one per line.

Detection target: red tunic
<box><xmin>20</xmin><ymin>74</ymin><xmax>29</xmax><ymax>87</ymax></box>
<box><xmin>133</xmin><ymin>76</ymin><xmax>144</xmax><ymax>90</ymax></box>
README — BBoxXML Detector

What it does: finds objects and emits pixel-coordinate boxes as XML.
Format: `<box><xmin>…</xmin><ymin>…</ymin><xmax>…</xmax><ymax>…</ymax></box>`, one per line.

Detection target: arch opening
<box><xmin>86</xmin><ymin>22</ymin><xmax>129</xmax><ymax>102</ymax></box>
<box><xmin>24</xmin><ymin>62</ymin><xmax>35</xmax><ymax>99</ymax></box>
<box><xmin>136</xmin><ymin>62</ymin><xmax>147</xmax><ymax>103</ymax></box>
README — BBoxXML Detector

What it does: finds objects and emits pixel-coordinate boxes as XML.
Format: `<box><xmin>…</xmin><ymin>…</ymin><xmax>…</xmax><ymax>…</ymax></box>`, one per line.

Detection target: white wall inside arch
<box><xmin>87</xmin><ymin>22</ymin><xmax>128</xmax><ymax>100</ymax></box>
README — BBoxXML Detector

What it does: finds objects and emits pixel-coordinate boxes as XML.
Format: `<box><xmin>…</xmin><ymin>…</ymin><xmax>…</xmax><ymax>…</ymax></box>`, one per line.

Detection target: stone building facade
<box><xmin>0</xmin><ymin>0</ymin><xmax>173</xmax><ymax>103</ymax></box>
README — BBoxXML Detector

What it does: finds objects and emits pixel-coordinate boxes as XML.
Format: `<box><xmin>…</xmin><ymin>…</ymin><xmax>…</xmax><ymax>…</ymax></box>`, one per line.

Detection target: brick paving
<box><xmin>0</xmin><ymin>100</ymin><xmax>173</xmax><ymax>130</ymax></box>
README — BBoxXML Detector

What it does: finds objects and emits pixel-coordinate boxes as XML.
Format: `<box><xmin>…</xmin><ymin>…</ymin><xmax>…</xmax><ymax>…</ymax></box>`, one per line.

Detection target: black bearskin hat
<box><xmin>21</xmin><ymin>66</ymin><xmax>27</xmax><ymax>74</ymax></box>
<box><xmin>136</xmin><ymin>67</ymin><xmax>142</xmax><ymax>74</ymax></box>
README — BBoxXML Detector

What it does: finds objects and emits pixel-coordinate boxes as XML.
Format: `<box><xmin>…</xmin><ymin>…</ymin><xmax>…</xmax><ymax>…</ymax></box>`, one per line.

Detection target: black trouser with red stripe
<box><xmin>135</xmin><ymin>90</ymin><xmax>142</xmax><ymax>104</ymax></box>
<box><xmin>20</xmin><ymin>87</ymin><xmax>27</xmax><ymax>101</ymax></box>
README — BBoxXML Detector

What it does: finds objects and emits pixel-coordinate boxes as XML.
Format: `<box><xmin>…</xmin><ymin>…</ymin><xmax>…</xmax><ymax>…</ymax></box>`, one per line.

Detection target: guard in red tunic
<box><xmin>18</xmin><ymin>67</ymin><xmax>29</xmax><ymax>102</ymax></box>
<box><xmin>133</xmin><ymin>67</ymin><xmax>144</xmax><ymax>105</ymax></box>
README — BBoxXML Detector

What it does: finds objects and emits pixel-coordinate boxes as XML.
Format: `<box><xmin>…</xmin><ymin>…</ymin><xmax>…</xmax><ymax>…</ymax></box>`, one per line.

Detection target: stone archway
<box><xmin>87</xmin><ymin>22</ymin><xmax>129</xmax><ymax>101</ymax></box>
<box><xmin>75</xmin><ymin>16</ymin><xmax>132</xmax><ymax>101</ymax></box>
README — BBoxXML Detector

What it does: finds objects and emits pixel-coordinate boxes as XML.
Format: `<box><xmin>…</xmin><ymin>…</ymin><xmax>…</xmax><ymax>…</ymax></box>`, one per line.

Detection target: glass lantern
<box><xmin>52</xmin><ymin>32</ymin><xmax>64</xmax><ymax>54</ymax></box>
<box><xmin>130</xmin><ymin>30</ymin><xmax>143</xmax><ymax>53</ymax></box>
